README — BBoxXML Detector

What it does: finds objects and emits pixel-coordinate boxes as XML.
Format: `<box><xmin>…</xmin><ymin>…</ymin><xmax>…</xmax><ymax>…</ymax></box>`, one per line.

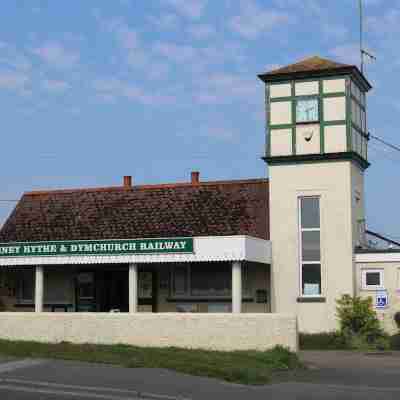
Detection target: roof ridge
<box><xmin>24</xmin><ymin>178</ymin><xmax>269</xmax><ymax>197</ymax></box>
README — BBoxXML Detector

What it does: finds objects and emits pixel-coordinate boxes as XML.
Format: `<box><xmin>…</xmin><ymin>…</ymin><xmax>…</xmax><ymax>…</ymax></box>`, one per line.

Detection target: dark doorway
<box><xmin>76</xmin><ymin>267</ymin><xmax>159</xmax><ymax>312</ymax></box>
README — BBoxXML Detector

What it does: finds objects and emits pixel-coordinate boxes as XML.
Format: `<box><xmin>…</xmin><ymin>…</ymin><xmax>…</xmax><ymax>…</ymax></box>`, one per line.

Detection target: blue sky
<box><xmin>0</xmin><ymin>0</ymin><xmax>399</xmax><ymax>239</ymax></box>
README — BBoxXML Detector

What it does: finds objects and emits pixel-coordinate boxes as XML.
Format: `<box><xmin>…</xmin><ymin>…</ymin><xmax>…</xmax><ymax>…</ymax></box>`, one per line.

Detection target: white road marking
<box><xmin>0</xmin><ymin>377</ymin><xmax>191</xmax><ymax>400</ymax></box>
<box><xmin>0</xmin><ymin>359</ymin><xmax>46</xmax><ymax>374</ymax></box>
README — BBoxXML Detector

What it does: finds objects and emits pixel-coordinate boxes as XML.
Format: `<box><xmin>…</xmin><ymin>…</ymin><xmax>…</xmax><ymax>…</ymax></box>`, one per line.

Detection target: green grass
<box><xmin>0</xmin><ymin>340</ymin><xmax>303</xmax><ymax>385</ymax></box>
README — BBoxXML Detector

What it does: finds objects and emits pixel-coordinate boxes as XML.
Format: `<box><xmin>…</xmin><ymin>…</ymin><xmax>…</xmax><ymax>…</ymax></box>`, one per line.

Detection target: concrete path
<box><xmin>0</xmin><ymin>352</ymin><xmax>399</xmax><ymax>399</ymax></box>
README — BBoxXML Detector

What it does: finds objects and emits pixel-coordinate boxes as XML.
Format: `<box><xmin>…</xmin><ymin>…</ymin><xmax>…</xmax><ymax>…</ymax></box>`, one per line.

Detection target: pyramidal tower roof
<box><xmin>258</xmin><ymin>56</ymin><xmax>372</xmax><ymax>90</ymax></box>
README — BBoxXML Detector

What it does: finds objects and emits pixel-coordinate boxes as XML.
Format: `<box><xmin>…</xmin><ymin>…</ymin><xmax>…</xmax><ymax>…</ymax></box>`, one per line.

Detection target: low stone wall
<box><xmin>0</xmin><ymin>313</ymin><xmax>298</xmax><ymax>352</ymax></box>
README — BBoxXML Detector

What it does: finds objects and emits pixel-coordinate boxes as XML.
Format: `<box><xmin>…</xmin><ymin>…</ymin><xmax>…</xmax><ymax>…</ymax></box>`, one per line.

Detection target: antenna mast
<box><xmin>359</xmin><ymin>0</ymin><xmax>363</xmax><ymax>73</ymax></box>
<box><xmin>359</xmin><ymin>0</ymin><xmax>376</xmax><ymax>74</ymax></box>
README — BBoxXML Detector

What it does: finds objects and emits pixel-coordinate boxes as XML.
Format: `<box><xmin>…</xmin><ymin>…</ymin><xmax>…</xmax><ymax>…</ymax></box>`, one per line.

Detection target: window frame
<box><xmin>17</xmin><ymin>270</ymin><xmax>35</xmax><ymax>304</ymax></box>
<box><xmin>170</xmin><ymin>263</ymin><xmax>250</xmax><ymax>299</ymax></box>
<box><xmin>298</xmin><ymin>196</ymin><xmax>322</xmax><ymax>297</ymax></box>
<box><xmin>295</xmin><ymin>96</ymin><xmax>320</xmax><ymax>124</ymax></box>
<box><xmin>361</xmin><ymin>269</ymin><xmax>384</xmax><ymax>291</ymax></box>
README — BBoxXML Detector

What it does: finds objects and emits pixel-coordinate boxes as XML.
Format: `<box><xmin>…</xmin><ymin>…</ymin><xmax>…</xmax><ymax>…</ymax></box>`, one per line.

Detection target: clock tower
<box><xmin>258</xmin><ymin>56</ymin><xmax>372</xmax><ymax>332</ymax></box>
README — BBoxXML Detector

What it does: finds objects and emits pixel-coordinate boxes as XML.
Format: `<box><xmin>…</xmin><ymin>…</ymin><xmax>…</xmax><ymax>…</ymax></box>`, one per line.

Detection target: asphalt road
<box><xmin>0</xmin><ymin>351</ymin><xmax>399</xmax><ymax>399</ymax></box>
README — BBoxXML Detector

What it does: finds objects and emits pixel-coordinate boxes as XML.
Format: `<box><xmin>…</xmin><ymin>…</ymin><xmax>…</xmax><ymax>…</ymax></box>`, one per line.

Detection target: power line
<box><xmin>370</xmin><ymin>134</ymin><xmax>400</xmax><ymax>153</ymax></box>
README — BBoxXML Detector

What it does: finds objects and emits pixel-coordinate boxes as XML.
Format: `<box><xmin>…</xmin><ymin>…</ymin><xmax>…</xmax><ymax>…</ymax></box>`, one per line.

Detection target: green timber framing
<box><xmin>264</xmin><ymin>74</ymin><xmax>370</xmax><ymax>170</ymax></box>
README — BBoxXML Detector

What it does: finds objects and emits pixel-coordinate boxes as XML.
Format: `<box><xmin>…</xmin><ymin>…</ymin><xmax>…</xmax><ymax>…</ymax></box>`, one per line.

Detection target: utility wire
<box><xmin>370</xmin><ymin>134</ymin><xmax>400</xmax><ymax>154</ymax></box>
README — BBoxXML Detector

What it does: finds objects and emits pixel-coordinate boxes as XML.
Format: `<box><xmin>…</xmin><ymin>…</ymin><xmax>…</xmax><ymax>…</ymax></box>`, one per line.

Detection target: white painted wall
<box><xmin>356</xmin><ymin>257</ymin><xmax>400</xmax><ymax>334</ymax></box>
<box><xmin>269</xmin><ymin>161</ymin><xmax>358</xmax><ymax>333</ymax></box>
<box><xmin>0</xmin><ymin>313</ymin><xmax>298</xmax><ymax>352</ymax></box>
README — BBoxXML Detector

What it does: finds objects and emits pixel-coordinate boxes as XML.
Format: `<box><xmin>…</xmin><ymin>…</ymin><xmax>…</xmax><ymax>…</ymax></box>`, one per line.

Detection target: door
<box><xmin>75</xmin><ymin>272</ymin><xmax>96</xmax><ymax>312</ymax></box>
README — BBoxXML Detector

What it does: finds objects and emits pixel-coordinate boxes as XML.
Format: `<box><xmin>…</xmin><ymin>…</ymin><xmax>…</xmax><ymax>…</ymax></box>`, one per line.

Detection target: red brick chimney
<box><xmin>123</xmin><ymin>176</ymin><xmax>132</xmax><ymax>188</ymax></box>
<box><xmin>191</xmin><ymin>171</ymin><xmax>200</xmax><ymax>185</ymax></box>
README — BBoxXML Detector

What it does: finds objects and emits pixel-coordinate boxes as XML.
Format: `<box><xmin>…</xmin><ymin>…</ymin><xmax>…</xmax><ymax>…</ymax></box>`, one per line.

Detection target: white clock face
<box><xmin>296</xmin><ymin>98</ymin><xmax>319</xmax><ymax>123</ymax></box>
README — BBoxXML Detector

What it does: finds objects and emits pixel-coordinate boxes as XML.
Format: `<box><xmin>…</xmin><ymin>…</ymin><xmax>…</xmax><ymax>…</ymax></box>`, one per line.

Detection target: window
<box><xmin>299</xmin><ymin>197</ymin><xmax>322</xmax><ymax>296</ymax></box>
<box><xmin>76</xmin><ymin>273</ymin><xmax>95</xmax><ymax>300</ymax></box>
<box><xmin>18</xmin><ymin>270</ymin><xmax>34</xmax><ymax>302</ymax></box>
<box><xmin>172</xmin><ymin>265</ymin><xmax>188</xmax><ymax>296</ymax></box>
<box><xmin>191</xmin><ymin>264</ymin><xmax>231</xmax><ymax>296</ymax></box>
<box><xmin>170</xmin><ymin>263</ymin><xmax>250</xmax><ymax>298</ymax></box>
<box><xmin>296</xmin><ymin>97</ymin><xmax>319</xmax><ymax>123</ymax></box>
<box><xmin>362</xmin><ymin>269</ymin><xmax>384</xmax><ymax>290</ymax></box>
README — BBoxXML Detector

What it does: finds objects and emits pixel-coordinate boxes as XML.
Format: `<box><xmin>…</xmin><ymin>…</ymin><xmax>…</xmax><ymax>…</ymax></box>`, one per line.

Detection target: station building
<box><xmin>0</xmin><ymin>56</ymin><xmax>399</xmax><ymax>334</ymax></box>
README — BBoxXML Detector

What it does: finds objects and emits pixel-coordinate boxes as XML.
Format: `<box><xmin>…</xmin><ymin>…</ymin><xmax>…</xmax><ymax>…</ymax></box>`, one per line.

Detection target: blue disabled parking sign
<box><xmin>376</xmin><ymin>290</ymin><xmax>388</xmax><ymax>309</ymax></box>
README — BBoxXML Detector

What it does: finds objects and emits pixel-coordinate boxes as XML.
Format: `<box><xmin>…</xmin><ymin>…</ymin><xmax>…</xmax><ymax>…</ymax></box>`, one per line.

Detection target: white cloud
<box><xmin>230</xmin><ymin>0</ymin><xmax>291</xmax><ymax>39</ymax></box>
<box><xmin>187</xmin><ymin>24</ymin><xmax>216</xmax><ymax>40</ymax></box>
<box><xmin>93</xmin><ymin>78</ymin><xmax>176</xmax><ymax>105</ymax></box>
<box><xmin>0</xmin><ymin>42</ymin><xmax>32</xmax><ymax>71</ymax></box>
<box><xmin>42</xmin><ymin>79</ymin><xmax>70</xmax><ymax>93</ymax></box>
<box><xmin>163</xmin><ymin>0</ymin><xmax>207</xmax><ymax>19</ymax></box>
<box><xmin>195</xmin><ymin>73</ymin><xmax>259</xmax><ymax>105</ymax></box>
<box><xmin>0</xmin><ymin>70</ymin><xmax>29</xmax><ymax>91</ymax></box>
<box><xmin>32</xmin><ymin>42</ymin><xmax>80</xmax><ymax>68</ymax></box>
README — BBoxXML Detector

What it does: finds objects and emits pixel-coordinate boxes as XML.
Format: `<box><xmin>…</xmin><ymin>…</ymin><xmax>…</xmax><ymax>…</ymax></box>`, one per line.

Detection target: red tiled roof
<box><xmin>0</xmin><ymin>179</ymin><xmax>270</xmax><ymax>242</ymax></box>
<box><xmin>258</xmin><ymin>56</ymin><xmax>372</xmax><ymax>90</ymax></box>
<box><xmin>263</xmin><ymin>56</ymin><xmax>351</xmax><ymax>76</ymax></box>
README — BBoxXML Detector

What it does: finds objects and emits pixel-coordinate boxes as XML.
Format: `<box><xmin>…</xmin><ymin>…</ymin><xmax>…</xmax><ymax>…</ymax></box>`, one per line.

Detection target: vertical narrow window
<box><xmin>299</xmin><ymin>197</ymin><xmax>322</xmax><ymax>296</ymax></box>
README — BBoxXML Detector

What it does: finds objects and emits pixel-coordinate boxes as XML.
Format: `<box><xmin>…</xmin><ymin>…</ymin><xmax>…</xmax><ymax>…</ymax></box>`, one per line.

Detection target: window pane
<box><xmin>366</xmin><ymin>272</ymin><xmax>381</xmax><ymax>287</ymax></box>
<box><xmin>301</xmin><ymin>198</ymin><xmax>320</xmax><ymax>229</ymax></box>
<box><xmin>191</xmin><ymin>263</ymin><xmax>231</xmax><ymax>296</ymax></box>
<box><xmin>21</xmin><ymin>272</ymin><xmax>34</xmax><ymax>301</ymax></box>
<box><xmin>302</xmin><ymin>264</ymin><xmax>321</xmax><ymax>295</ymax></box>
<box><xmin>77</xmin><ymin>273</ymin><xmax>95</xmax><ymax>299</ymax></box>
<box><xmin>173</xmin><ymin>266</ymin><xmax>188</xmax><ymax>295</ymax></box>
<box><xmin>302</xmin><ymin>231</ymin><xmax>321</xmax><ymax>261</ymax></box>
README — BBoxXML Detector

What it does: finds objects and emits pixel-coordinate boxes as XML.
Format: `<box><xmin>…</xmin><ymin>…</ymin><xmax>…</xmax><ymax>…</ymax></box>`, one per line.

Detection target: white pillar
<box><xmin>35</xmin><ymin>266</ymin><xmax>44</xmax><ymax>313</ymax></box>
<box><xmin>129</xmin><ymin>263</ymin><xmax>138</xmax><ymax>313</ymax></box>
<box><xmin>232</xmin><ymin>261</ymin><xmax>242</xmax><ymax>313</ymax></box>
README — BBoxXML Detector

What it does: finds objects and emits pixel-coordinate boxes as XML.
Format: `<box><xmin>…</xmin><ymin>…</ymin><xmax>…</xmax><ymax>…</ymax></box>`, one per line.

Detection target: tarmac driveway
<box><xmin>0</xmin><ymin>351</ymin><xmax>399</xmax><ymax>399</ymax></box>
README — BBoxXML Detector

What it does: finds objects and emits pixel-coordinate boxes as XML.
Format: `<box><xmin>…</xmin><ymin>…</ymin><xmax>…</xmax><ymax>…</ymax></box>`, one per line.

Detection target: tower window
<box><xmin>296</xmin><ymin>97</ymin><xmax>319</xmax><ymax>123</ymax></box>
<box><xmin>299</xmin><ymin>197</ymin><xmax>322</xmax><ymax>296</ymax></box>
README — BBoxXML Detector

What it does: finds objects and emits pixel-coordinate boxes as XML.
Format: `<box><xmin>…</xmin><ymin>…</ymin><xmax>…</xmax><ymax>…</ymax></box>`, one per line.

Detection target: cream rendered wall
<box><xmin>325</xmin><ymin>125</ymin><xmax>347</xmax><ymax>153</ymax></box>
<box><xmin>356</xmin><ymin>262</ymin><xmax>400</xmax><ymax>334</ymax></box>
<box><xmin>270</xmin><ymin>129</ymin><xmax>292</xmax><ymax>156</ymax></box>
<box><xmin>269</xmin><ymin>161</ymin><xmax>356</xmax><ymax>333</ymax></box>
<box><xmin>270</xmin><ymin>101</ymin><xmax>292</xmax><ymax>125</ymax></box>
<box><xmin>270</xmin><ymin>83</ymin><xmax>291</xmax><ymax>98</ymax></box>
<box><xmin>351</xmin><ymin>164</ymin><xmax>366</xmax><ymax>249</ymax></box>
<box><xmin>0</xmin><ymin>313</ymin><xmax>298</xmax><ymax>351</ymax></box>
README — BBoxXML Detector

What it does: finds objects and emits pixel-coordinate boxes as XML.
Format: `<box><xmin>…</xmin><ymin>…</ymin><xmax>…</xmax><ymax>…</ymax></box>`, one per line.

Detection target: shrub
<box><xmin>390</xmin><ymin>334</ymin><xmax>400</xmax><ymax>350</ymax></box>
<box><xmin>336</xmin><ymin>295</ymin><xmax>384</xmax><ymax>341</ymax></box>
<box><xmin>394</xmin><ymin>312</ymin><xmax>400</xmax><ymax>330</ymax></box>
<box><xmin>336</xmin><ymin>295</ymin><xmax>388</xmax><ymax>350</ymax></box>
<box><xmin>299</xmin><ymin>332</ymin><xmax>348</xmax><ymax>350</ymax></box>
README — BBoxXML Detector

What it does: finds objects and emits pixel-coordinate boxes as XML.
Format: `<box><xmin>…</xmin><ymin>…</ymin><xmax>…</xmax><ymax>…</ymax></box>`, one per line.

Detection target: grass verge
<box><xmin>0</xmin><ymin>340</ymin><xmax>303</xmax><ymax>385</ymax></box>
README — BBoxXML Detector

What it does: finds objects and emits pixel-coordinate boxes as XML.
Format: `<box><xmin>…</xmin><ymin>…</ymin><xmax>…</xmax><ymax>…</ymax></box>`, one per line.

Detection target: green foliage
<box><xmin>394</xmin><ymin>312</ymin><xmax>400</xmax><ymax>330</ymax></box>
<box><xmin>299</xmin><ymin>332</ymin><xmax>349</xmax><ymax>350</ymax></box>
<box><xmin>390</xmin><ymin>334</ymin><xmax>400</xmax><ymax>350</ymax></box>
<box><xmin>336</xmin><ymin>295</ymin><xmax>385</xmax><ymax>343</ymax></box>
<box><xmin>0</xmin><ymin>340</ymin><xmax>303</xmax><ymax>385</ymax></box>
